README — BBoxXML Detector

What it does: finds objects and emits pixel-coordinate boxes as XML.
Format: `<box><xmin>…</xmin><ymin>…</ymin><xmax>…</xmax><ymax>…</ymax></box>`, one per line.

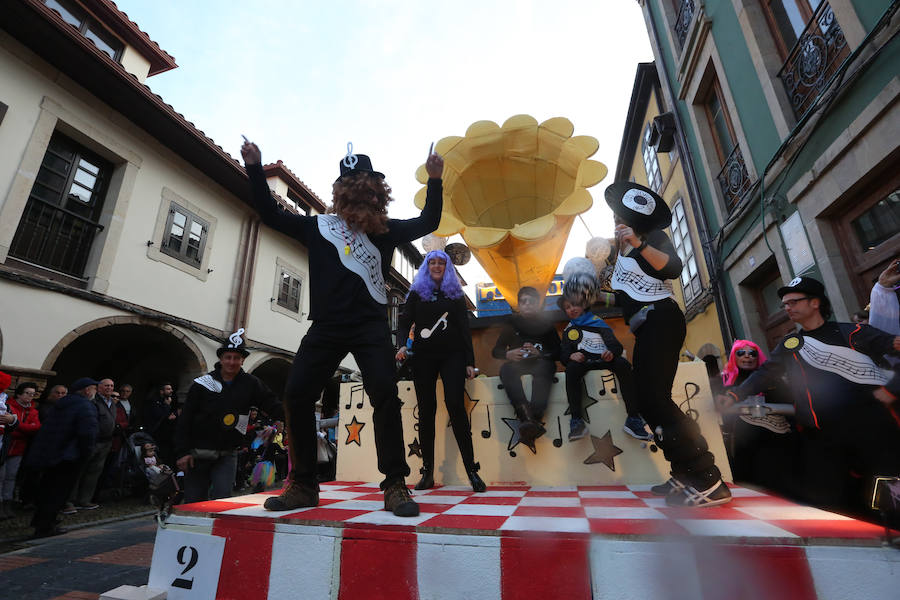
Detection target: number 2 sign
<box><xmin>149</xmin><ymin>528</ymin><xmax>226</xmax><ymax>600</ymax></box>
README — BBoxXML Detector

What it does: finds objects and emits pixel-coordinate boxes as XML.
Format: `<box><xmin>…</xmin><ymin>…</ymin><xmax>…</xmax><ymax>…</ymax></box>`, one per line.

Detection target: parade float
<box><xmin>137</xmin><ymin>117</ymin><xmax>898</xmax><ymax>600</ymax></box>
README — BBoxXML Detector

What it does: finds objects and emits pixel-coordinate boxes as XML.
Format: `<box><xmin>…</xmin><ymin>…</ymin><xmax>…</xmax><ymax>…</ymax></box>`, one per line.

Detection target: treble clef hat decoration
<box><xmin>216</xmin><ymin>327</ymin><xmax>250</xmax><ymax>357</ymax></box>
<box><xmin>604</xmin><ymin>181</ymin><xmax>671</xmax><ymax>232</ymax></box>
<box><xmin>336</xmin><ymin>142</ymin><xmax>385</xmax><ymax>183</ymax></box>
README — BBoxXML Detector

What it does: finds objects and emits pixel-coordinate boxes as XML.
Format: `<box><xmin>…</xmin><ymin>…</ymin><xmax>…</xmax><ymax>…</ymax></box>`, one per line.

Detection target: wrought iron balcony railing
<box><xmin>717</xmin><ymin>144</ymin><xmax>752</xmax><ymax>210</ymax></box>
<box><xmin>674</xmin><ymin>0</ymin><xmax>696</xmax><ymax>49</ymax></box>
<box><xmin>777</xmin><ymin>1</ymin><xmax>849</xmax><ymax>119</ymax></box>
<box><xmin>9</xmin><ymin>197</ymin><xmax>103</xmax><ymax>277</ymax></box>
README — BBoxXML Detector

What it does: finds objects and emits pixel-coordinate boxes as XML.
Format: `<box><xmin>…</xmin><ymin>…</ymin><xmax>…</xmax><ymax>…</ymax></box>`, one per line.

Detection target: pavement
<box><xmin>0</xmin><ymin>515</ymin><xmax>157</xmax><ymax>600</ymax></box>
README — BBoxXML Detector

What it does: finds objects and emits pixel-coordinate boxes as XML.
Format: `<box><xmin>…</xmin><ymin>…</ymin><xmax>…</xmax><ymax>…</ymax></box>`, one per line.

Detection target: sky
<box><xmin>116</xmin><ymin>0</ymin><xmax>653</xmax><ymax>297</ymax></box>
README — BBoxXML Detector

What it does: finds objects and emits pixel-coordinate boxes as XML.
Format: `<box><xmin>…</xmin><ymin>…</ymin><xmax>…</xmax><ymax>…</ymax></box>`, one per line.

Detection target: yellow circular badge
<box><xmin>567</xmin><ymin>329</ymin><xmax>580</xmax><ymax>341</ymax></box>
<box><xmin>223</xmin><ymin>413</ymin><xmax>236</xmax><ymax>427</ymax></box>
<box><xmin>784</xmin><ymin>337</ymin><xmax>800</xmax><ymax>350</ymax></box>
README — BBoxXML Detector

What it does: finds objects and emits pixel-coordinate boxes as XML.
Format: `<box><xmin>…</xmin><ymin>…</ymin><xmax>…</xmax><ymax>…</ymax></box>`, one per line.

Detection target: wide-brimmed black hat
<box><xmin>777</xmin><ymin>276</ymin><xmax>826</xmax><ymax>300</ymax></box>
<box><xmin>217</xmin><ymin>328</ymin><xmax>250</xmax><ymax>358</ymax></box>
<box><xmin>604</xmin><ymin>182</ymin><xmax>671</xmax><ymax>232</ymax></box>
<box><xmin>335</xmin><ymin>143</ymin><xmax>384</xmax><ymax>183</ymax></box>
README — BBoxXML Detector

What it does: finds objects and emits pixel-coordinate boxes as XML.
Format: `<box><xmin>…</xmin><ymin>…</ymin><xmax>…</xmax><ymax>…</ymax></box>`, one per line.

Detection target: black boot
<box><xmin>466</xmin><ymin>463</ymin><xmax>486</xmax><ymax>493</ymax></box>
<box><xmin>515</xmin><ymin>404</ymin><xmax>545</xmax><ymax>445</ymax></box>
<box><xmin>414</xmin><ymin>464</ymin><xmax>434</xmax><ymax>490</ymax></box>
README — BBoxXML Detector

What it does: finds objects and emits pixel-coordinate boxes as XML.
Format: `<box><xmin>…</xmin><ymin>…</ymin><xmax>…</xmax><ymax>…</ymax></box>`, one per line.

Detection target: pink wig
<box><xmin>721</xmin><ymin>340</ymin><xmax>767</xmax><ymax>387</ymax></box>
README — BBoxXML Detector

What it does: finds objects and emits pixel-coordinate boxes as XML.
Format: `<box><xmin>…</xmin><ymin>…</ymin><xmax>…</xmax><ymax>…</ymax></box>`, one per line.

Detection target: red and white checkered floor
<box><xmin>175</xmin><ymin>481</ymin><xmax>889</xmax><ymax>543</ymax></box>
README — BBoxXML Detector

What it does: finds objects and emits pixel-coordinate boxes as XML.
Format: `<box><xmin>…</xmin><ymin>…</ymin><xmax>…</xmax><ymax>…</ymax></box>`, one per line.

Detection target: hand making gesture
<box><xmin>240</xmin><ymin>136</ymin><xmax>261</xmax><ymax>166</ymax></box>
<box><xmin>425</xmin><ymin>143</ymin><xmax>444</xmax><ymax>179</ymax></box>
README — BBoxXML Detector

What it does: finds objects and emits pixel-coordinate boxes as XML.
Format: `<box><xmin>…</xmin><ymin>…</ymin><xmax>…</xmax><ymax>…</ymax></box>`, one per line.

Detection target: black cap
<box><xmin>69</xmin><ymin>377</ymin><xmax>100</xmax><ymax>392</ymax></box>
<box><xmin>777</xmin><ymin>276</ymin><xmax>826</xmax><ymax>299</ymax></box>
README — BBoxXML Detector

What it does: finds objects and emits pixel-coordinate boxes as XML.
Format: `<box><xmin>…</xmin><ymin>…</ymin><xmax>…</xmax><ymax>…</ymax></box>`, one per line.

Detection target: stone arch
<box><xmin>250</xmin><ymin>356</ymin><xmax>292</xmax><ymax>400</ymax></box>
<box><xmin>42</xmin><ymin>315</ymin><xmax>208</xmax><ymax>415</ymax></box>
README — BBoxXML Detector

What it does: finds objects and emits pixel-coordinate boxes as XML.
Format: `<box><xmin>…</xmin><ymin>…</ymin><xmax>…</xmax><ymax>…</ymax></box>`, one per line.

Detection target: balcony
<box><xmin>674</xmin><ymin>0</ymin><xmax>695</xmax><ymax>49</ymax></box>
<box><xmin>9</xmin><ymin>197</ymin><xmax>103</xmax><ymax>278</ymax></box>
<box><xmin>716</xmin><ymin>145</ymin><xmax>752</xmax><ymax>210</ymax></box>
<box><xmin>777</xmin><ymin>1</ymin><xmax>849</xmax><ymax>119</ymax></box>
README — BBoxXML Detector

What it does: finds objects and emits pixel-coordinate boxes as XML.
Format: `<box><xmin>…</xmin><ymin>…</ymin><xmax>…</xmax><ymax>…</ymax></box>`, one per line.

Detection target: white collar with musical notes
<box><xmin>794</xmin><ymin>334</ymin><xmax>891</xmax><ymax>386</ymax></box>
<box><xmin>317</xmin><ymin>215</ymin><xmax>387</xmax><ymax>305</ymax></box>
<box><xmin>611</xmin><ymin>254</ymin><xmax>673</xmax><ymax>302</ymax></box>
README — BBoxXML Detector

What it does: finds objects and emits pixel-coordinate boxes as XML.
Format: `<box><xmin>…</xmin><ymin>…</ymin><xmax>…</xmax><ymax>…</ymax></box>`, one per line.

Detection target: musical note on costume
<box><xmin>798</xmin><ymin>336</ymin><xmax>891</xmax><ymax>385</ymax></box>
<box><xmin>680</xmin><ymin>382</ymin><xmax>700</xmax><ymax>421</ymax></box>
<box><xmin>421</xmin><ymin>312</ymin><xmax>449</xmax><ymax>339</ymax></box>
<box><xmin>228</xmin><ymin>328</ymin><xmax>245</xmax><ymax>348</ymax></box>
<box><xmin>481</xmin><ymin>405</ymin><xmax>492</xmax><ymax>439</ymax></box>
<box><xmin>611</xmin><ymin>256</ymin><xmax>674</xmax><ymax>301</ymax></box>
<box><xmin>553</xmin><ymin>416</ymin><xmax>563</xmax><ymax>447</ymax></box>
<box><xmin>342</xmin><ymin>142</ymin><xmax>358</xmax><ymax>169</ymax></box>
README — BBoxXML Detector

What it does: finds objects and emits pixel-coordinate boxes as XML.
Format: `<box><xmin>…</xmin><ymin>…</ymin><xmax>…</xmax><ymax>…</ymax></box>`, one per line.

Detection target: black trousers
<box><xmin>412</xmin><ymin>351</ymin><xmax>476</xmax><ymax>471</ymax></box>
<box><xmin>283</xmin><ymin>320</ymin><xmax>410</xmax><ymax>490</ymax></box>
<box><xmin>632</xmin><ymin>299</ymin><xmax>720</xmax><ymax>488</ymax></box>
<box><xmin>499</xmin><ymin>358</ymin><xmax>556</xmax><ymax>418</ymax></box>
<box><xmin>565</xmin><ymin>356</ymin><xmax>640</xmax><ymax>419</ymax></box>
<box><xmin>32</xmin><ymin>460</ymin><xmax>79</xmax><ymax>532</ymax></box>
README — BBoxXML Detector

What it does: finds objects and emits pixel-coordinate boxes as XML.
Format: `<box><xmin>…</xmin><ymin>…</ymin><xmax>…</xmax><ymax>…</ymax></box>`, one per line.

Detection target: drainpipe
<box><xmin>230</xmin><ymin>215</ymin><xmax>261</xmax><ymax>334</ymax></box>
<box><xmin>645</xmin><ymin>1</ymin><xmax>737</xmax><ymax>345</ymax></box>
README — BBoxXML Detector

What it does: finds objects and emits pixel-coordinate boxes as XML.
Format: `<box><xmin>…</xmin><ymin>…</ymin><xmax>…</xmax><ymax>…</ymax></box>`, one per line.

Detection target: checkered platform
<box><xmin>174</xmin><ymin>481</ymin><xmax>890</xmax><ymax>544</ymax></box>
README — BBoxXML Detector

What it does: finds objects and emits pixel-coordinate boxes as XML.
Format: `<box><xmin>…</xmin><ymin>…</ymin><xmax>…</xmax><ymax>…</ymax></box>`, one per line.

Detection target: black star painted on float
<box><xmin>563</xmin><ymin>395</ymin><xmax>599</xmax><ymax>423</ymax></box>
<box><xmin>583</xmin><ymin>430</ymin><xmax>623</xmax><ymax>471</ymax></box>
<box><xmin>448</xmin><ymin>393</ymin><xmax>480</xmax><ymax>428</ymax></box>
<box><xmin>407</xmin><ymin>437</ymin><xmax>422</xmax><ymax>458</ymax></box>
<box><xmin>502</xmin><ymin>417</ymin><xmax>537</xmax><ymax>455</ymax></box>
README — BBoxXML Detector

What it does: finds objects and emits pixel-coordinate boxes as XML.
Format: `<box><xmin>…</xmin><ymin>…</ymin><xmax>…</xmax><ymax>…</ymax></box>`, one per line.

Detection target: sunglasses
<box><xmin>735</xmin><ymin>349</ymin><xmax>758</xmax><ymax>357</ymax></box>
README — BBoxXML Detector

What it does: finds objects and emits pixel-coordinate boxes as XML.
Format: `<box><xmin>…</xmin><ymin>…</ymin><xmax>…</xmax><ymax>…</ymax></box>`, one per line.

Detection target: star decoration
<box><xmin>583</xmin><ymin>430</ymin><xmax>622</xmax><ymax>471</ymax></box>
<box><xmin>502</xmin><ymin>417</ymin><xmax>537</xmax><ymax>455</ymax></box>
<box><xmin>449</xmin><ymin>393</ymin><xmax>480</xmax><ymax>428</ymax></box>
<box><xmin>407</xmin><ymin>437</ymin><xmax>422</xmax><ymax>458</ymax></box>
<box><xmin>344</xmin><ymin>415</ymin><xmax>366</xmax><ymax>446</ymax></box>
<box><xmin>564</xmin><ymin>394</ymin><xmax>599</xmax><ymax>423</ymax></box>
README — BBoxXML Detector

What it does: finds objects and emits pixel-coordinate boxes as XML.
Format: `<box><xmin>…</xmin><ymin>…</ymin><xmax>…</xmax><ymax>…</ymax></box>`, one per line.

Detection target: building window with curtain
<box><xmin>277</xmin><ymin>269</ymin><xmax>303</xmax><ymax>313</ymax></box>
<box><xmin>670</xmin><ymin>200</ymin><xmax>702</xmax><ymax>304</ymax></box>
<box><xmin>161</xmin><ymin>204</ymin><xmax>209</xmax><ymax>267</ymax></box>
<box><xmin>641</xmin><ymin>123</ymin><xmax>662</xmax><ymax>192</ymax></box>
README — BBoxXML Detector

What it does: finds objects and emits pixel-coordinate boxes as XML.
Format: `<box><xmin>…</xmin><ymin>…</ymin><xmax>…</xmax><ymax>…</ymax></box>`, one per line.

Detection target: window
<box><xmin>670</xmin><ymin>200</ymin><xmax>702</xmax><ymax>304</ymax></box>
<box><xmin>9</xmin><ymin>132</ymin><xmax>111</xmax><ymax>278</ymax></box>
<box><xmin>850</xmin><ymin>190</ymin><xmax>899</xmax><ymax>253</ymax></box>
<box><xmin>44</xmin><ymin>0</ymin><xmax>124</xmax><ymax>61</ymax></box>
<box><xmin>286</xmin><ymin>189</ymin><xmax>310</xmax><ymax>216</ymax></box>
<box><xmin>277</xmin><ymin>270</ymin><xmax>303</xmax><ymax>313</ymax></box>
<box><xmin>761</xmin><ymin>0</ymin><xmax>823</xmax><ymax>58</ymax></box>
<box><xmin>641</xmin><ymin>123</ymin><xmax>662</xmax><ymax>192</ymax></box>
<box><xmin>389</xmin><ymin>295</ymin><xmax>402</xmax><ymax>345</ymax></box>
<box><xmin>161</xmin><ymin>204</ymin><xmax>208</xmax><ymax>267</ymax></box>
<box><xmin>704</xmin><ymin>80</ymin><xmax>736</xmax><ymax>164</ymax></box>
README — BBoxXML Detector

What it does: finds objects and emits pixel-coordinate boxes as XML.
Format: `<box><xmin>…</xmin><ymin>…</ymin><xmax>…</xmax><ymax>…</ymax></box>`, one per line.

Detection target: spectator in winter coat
<box><xmin>0</xmin><ymin>382</ymin><xmax>39</xmax><ymax>518</ymax></box>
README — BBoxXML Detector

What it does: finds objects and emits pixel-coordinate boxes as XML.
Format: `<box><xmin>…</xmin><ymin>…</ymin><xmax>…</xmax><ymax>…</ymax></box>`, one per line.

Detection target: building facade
<box><xmin>0</xmin><ymin>0</ymin><xmax>419</xmax><ymax>402</ymax></box>
<box><xmin>637</xmin><ymin>0</ymin><xmax>899</xmax><ymax>350</ymax></box>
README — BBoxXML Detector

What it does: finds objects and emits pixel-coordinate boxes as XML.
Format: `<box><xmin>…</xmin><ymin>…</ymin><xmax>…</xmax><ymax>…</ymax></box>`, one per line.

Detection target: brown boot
<box><xmin>263</xmin><ymin>480</ymin><xmax>319</xmax><ymax>511</ymax></box>
<box><xmin>383</xmin><ymin>481</ymin><xmax>420</xmax><ymax>517</ymax></box>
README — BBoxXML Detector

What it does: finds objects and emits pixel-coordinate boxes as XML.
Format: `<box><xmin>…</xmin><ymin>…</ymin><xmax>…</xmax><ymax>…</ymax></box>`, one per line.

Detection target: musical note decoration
<box><xmin>350</xmin><ymin>384</ymin><xmax>366</xmax><ymax>410</ymax></box>
<box><xmin>481</xmin><ymin>405</ymin><xmax>492</xmax><ymax>439</ymax></box>
<box><xmin>344</xmin><ymin>416</ymin><xmax>366</xmax><ymax>447</ymax></box>
<box><xmin>421</xmin><ymin>311</ymin><xmax>449</xmax><ymax>339</ymax></box>
<box><xmin>680</xmin><ymin>382</ymin><xmax>700</xmax><ymax>421</ymax></box>
<box><xmin>407</xmin><ymin>437</ymin><xmax>422</xmax><ymax>458</ymax></box>
<box><xmin>227</xmin><ymin>328</ymin><xmax>245</xmax><ymax>349</ymax></box>
<box><xmin>342</xmin><ymin>141</ymin><xmax>359</xmax><ymax>170</ymax></box>
<box><xmin>583</xmin><ymin>430</ymin><xmax>623</xmax><ymax>471</ymax></box>
<box><xmin>596</xmin><ymin>372</ymin><xmax>618</xmax><ymax>396</ymax></box>
<box><xmin>502</xmin><ymin>417</ymin><xmax>537</xmax><ymax>456</ymax></box>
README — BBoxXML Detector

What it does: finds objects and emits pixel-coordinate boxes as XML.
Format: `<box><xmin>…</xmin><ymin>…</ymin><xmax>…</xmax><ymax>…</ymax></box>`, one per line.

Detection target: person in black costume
<box><xmin>241</xmin><ymin>139</ymin><xmax>443</xmax><ymax>517</ymax></box>
<box><xmin>491</xmin><ymin>287</ymin><xmax>561</xmax><ymax>448</ymax></box>
<box><xmin>719</xmin><ymin>277</ymin><xmax>900</xmax><ymax>512</ymax></box>
<box><xmin>602</xmin><ymin>182</ymin><xmax>730</xmax><ymax>507</ymax></box>
<box><xmin>396</xmin><ymin>249</ymin><xmax>485</xmax><ymax>492</ymax></box>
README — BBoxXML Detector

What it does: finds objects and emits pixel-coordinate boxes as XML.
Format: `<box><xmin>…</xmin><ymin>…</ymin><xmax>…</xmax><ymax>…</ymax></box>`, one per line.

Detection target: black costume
<box><xmin>398</xmin><ymin>285</ymin><xmax>478</xmax><ymax>482</ymax></box>
<box><xmin>246</xmin><ymin>162</ymin><xmax>442</xmax><ymax>491</ymax></box>
<box><xmin>492</xmin><ymin>313</ymin><xmax>561</xmax><ymax>421</ymax></box>
<box><xmin>605</xmin><ymin>182</ymin><xmax>726</xmax><ymax>505</ymax></box>
<box><xmin>729</xmin><ymin>321</ymin><xmax>900</xmax><ymax>508</ymax></box>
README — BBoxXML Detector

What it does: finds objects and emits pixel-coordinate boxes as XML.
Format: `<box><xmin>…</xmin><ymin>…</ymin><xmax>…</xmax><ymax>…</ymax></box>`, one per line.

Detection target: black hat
<box><xmin>335</xmin><ymin>143</ymin><xmax>384</xmax><ymax>183</ymax></box>
<box><xmin>70</xmin><ymin>377</ymin><xmax>100</xmax><ymax>392</ymax></box>
<box><xmin>604</xmin><ymin>182</ymin><xmax>671</xmax><ymax>232</ymax></box>
<box><xmin>777</xmin><ymin>276</ymin><xmax>826</xmax><ymax>299</ymax></box>
<box><xmin>217</xmin><ymin>328</ymin><xmax>249</xmax><ymax>358</ymax></box>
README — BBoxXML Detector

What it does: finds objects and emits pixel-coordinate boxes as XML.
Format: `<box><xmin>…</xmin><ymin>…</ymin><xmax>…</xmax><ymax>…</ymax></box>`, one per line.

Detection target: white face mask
<box><xmin>622</xmin><ymin>188</ymin><xmax>656</xmax><ymax>216</ymax></box>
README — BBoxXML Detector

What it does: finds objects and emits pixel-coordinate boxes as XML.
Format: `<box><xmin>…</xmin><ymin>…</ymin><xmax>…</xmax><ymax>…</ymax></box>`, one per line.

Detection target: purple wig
<box><xmin>408</xmin><ymin>250</ymin><xmax>465</xmax><ymax>301</ymax></box>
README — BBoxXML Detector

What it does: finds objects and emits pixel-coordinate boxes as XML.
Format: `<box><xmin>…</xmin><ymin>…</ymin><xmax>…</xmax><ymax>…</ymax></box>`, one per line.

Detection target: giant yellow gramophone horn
<box><xmin>414</xmin><ymin>115</ymin><xmax>607</xmax><ymax>310</ymax></box>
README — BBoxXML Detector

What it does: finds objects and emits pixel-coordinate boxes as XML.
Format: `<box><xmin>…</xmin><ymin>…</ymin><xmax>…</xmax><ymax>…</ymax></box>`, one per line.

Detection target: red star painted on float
<box><xmin>344</xmin><ymin>415</ymin><xmax>366</xmax><ymax>446</ymax></box>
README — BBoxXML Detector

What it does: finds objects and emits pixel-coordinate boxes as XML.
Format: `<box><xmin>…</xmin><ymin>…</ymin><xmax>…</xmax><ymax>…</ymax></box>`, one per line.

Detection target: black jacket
<box><xmin>491</xmin><ymin>314</ymin><xmax>561</xmax><ymax>361</ymax></box>
<box><xmin>175</xmin><ymin>368</ymin><xmax>283</xmax><ymax>458</ymax></box>
<box><xmin>398</xmin><ymin>290</ymin><xmax>475</xmax><ymax>365</ymax></box>
<box><xmin>93</xmin><ymin>395</ymin><xmax>117</xmax><ymax>443</ymax></box>
<box><xmin>559</xmin><ymin>318</ymin><xmax>624</xmax><ymax>365</ymax></box>
<box><xmin>26</xmin><ymin>392</ymin><xmax>97</xmax><ymax>468</ymax></box>
<box><xmin>614</xmin><ymin>229</ymin><xmax>682</xmax><ymax>323</ymax></box>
